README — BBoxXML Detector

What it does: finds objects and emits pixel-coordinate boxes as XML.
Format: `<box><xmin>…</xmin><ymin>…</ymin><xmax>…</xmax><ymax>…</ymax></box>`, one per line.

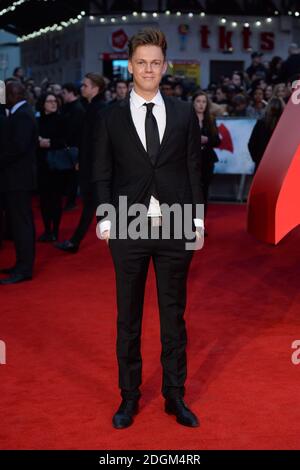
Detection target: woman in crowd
<box><xmin>264</xmin><ymin>84</ymin><xmax>273</xmax><ymax>101</ymax></box>
<box><xmin>246</xmin><ymin>87</ymin><xmax>267</xmax><ymax>118</ymax></box>
<box><xmin>248</xmin><ymin>97</ymin><xmax>285</xmax><ymax>172</ymax></box>
<box><xmin>272</xmin><ymin>83</ymin><xmax>289</xmax><ymax>103</ymax></box>
<box><xmin>193</xmin><ymin>90</ymin><xmax>221</xmax><ymax>224</ymax></box>
<box><xmin>37</xmin><ymin>93</ymin><xmax>67</xmax><ymax>242</ymax></box>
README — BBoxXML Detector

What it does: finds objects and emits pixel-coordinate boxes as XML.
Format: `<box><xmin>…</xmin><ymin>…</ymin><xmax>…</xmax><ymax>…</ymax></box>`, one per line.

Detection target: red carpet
<box><xmin>1</xmin><ymin>202</ymin><xmax>300</xmax><ymax>450</ymax></box>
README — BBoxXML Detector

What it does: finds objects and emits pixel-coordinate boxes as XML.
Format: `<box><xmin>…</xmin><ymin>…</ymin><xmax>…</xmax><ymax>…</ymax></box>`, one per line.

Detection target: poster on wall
<box><xmin>169</xmin><ymin>60</ymin><xmax>200</xmax><ymax>85</ymax></box>
<box><xmin>214</xmin><ymin>118</ymin><xmax>256</xmax><ymax>175</ymax></box>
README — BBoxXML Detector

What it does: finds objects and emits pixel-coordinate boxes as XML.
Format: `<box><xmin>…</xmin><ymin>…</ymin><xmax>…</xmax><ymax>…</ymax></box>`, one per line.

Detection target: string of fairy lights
<box><xmin>13</xmin><ymin>8</ymin><xmax>300</xmax><ymax>43</ymax></box>
<box><xmin>0</xmin><ymin>0</ymin><xmax>27</xmax><ymax>17</ymax></box>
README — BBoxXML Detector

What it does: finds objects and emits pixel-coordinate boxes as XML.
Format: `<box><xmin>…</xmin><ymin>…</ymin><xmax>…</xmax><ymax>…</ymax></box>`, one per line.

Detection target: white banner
<box><xmin>214</xmin><ymin>118</ymin><xmax>256</xmax><ymax>175</ymax></box>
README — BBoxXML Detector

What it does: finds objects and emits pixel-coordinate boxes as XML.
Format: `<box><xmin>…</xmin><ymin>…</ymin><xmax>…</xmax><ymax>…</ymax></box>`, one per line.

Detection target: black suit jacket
<box><xmin>92</xmin><ymin>95</ymin><xmax>203</xmax><ymax>226</ymax></box>
<box><xmin>62</xmin><ymin>98</ymin><xmax>86</xmax><ymax>148</ymax></box>
<box><xmin>79</xmin><ymin>94</ymin><xmax>106</xmax><ymax>192</ymax></box>
<box><xmin>248</xmin><ymin>118</ymin><xmax>273</xmax><ymax>171</ymax></box>
<box><xmin>0</xmin><ymin>102</ymin><xmax>38</xmax><ymax>192</ymax></box>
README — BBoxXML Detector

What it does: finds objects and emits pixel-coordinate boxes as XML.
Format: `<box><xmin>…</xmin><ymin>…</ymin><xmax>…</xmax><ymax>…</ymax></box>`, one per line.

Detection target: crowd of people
<box><xmin>0</xmin><ymin>43</ymin><xmax>299</xmax><ymax>283</ymax></box>
<box><xmin>11</xmin><ymin>42</ymin><xmax>300</xmax><ymax>119</ymax></box>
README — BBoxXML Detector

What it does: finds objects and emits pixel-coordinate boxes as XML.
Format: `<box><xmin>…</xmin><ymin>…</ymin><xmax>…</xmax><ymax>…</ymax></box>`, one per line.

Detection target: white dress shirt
<box><xmin>130</xmin><ymin>88</ymin><xmax>165</xmax><ymax>219</ymax></box>
<box><xmin>99</xmin><ymin>88</ymin><xmax>203</xmax><ymax>237</ymax></box>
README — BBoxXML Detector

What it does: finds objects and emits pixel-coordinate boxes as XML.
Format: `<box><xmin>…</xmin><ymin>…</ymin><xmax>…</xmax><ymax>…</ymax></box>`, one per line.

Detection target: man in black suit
<box><xmin>0</xmin><ymin>81</ymin><xmax>37</xmax><ymax>285</ymax></box>
<box><xmin>61</xmin><ymin>83</ymin><xmax>86</xmax><ymax>211</ymax></box>
<box><xmin>56</xmin><ymin>73</ymin><xmax>106</xmax><ymax>253</ymax></box>
<box><xmin>92</xmin><ymin>29</ymin><xmax>204</xmax><ymax>429</ymax></box>
<box><xmin>0</xmin><ymin>105</ymin><xmax>6</xmax><ymax>249</ymax></box>
<box><xmin>279</xmin><ymin>43</ymin><xmax>300</xmax><ymax>83</ymax></box>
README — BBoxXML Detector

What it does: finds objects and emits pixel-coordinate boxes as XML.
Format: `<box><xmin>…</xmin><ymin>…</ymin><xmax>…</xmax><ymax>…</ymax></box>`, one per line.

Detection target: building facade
<box><xmin>20</xmin><ymin>13</ymin><xmax>300</xmax><ymax>86</ymax></box>
<box><xmin>0</xmin><ymin>29</ymin><xmax>20</xmax><ymax>80</ymax></box>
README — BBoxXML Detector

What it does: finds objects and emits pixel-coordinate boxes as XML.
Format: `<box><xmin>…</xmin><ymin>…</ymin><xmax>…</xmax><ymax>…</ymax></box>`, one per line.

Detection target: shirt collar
<box><xmin>10</xmin><ymin>100</ymin><xmax>26</xmax><ymax>115</ymax></box>
<box><xmin>130</xmin><ymin>88</ymin><xmax>163</xmax><ymax>109</ymax></box>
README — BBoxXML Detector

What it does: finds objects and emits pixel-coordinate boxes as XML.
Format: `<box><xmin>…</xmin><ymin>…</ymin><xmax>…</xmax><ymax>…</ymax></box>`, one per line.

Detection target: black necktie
<box><xmin>143</xmin><ymin>102</ymin><xmax>160</xmax><ymax>165</ymax></box>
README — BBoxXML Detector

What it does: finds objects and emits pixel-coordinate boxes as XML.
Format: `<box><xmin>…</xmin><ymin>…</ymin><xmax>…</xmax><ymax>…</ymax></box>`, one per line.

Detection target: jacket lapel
<box><xmin>120</xmin><ymin>97</ymin><xmax>153</xmax><ymax>167</ymax></box>
<box><xmin>158</xmin><ymin>95</ymin><xmax>174</xmax><ymax>157</ymax></box>
<box><xmin>119</xmin><ymin>93</ymin><xmax>175</xmax><ymax>167</ymax></box>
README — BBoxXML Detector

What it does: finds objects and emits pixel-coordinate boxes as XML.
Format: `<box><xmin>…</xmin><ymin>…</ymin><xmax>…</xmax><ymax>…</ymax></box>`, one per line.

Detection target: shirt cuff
<box><xmin>99</xmin><ymin>220</ymin><xmax>111</xmax><ymax>238</ymax></box>
<box><xmin>194</xmin><ymin>218</ymin><xmax>204</xmax><ymax>229</ymax></box>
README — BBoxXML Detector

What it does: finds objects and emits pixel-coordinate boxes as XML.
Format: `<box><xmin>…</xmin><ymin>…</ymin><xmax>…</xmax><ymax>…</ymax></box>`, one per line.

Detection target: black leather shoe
<box><xmin>55</xmin><ymin>240</ymin><xmax>79</xmax><ymax>253</ymax></box>
<box><xmin>165</xmin><ymin>398</ymin><xmax>199</xmax><ymax>427</ymax></box>
<box><xmin>112</xmin><ymin>399</ymin><xmax>139</xmax><ymax>429</ymax></box>
<box><xmin>0</xmin><ymin>266</ymin><xmax>16</xmax><ymax>275</ymax></box>
<box><xmin>0</xmin><ymin>274</ymin><xmax>32</xmax><ymax>285</ymax></box>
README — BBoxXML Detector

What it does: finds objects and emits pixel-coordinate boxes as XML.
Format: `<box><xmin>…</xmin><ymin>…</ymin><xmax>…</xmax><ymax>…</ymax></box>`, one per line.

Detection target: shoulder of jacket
<box><xmin>14</xmin><ymin>103</ymin><xmax>34</xmax><ymax>118</ymax></box>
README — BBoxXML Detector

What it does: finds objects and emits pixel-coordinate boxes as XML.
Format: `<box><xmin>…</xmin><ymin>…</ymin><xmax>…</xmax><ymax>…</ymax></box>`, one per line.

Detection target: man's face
<box><xmin>5</xmin><ymin>82</ymin><xmax>23</xmax><ymax>108</ymax></box>
<box><xmin>16</xmin><ymin>68</ymin><xmax>24</xmax><ymax>78</ymax></box>
<box><xmin>62</xmin><ymin>88</ymin><xmax>74</xmax><ymax>103</ymax></box>
<box><xmin>232</xmin><ymin>74</ymin><xmax>241</xmax><ymax>87</ymax></box>
<box><xmin>128</xmin><ymin>45</ymin><xmax>167</xmax><ymax>94</ymax></box>
<box><xmin>81</xmin><ymin>78</ymin><xmax>98</xmax><ymax>101</ymax></box>
<box><xmin>116</xmin><ymin>82</ymin><xmax>128</xmax><ymax>99</ymax></box>
<box><xmin>254</xmin><ymin>88</ymin><xmax>264</xmax><ymax>102</ymax></box>
<box><xmin>52</xmin><ymin>84</ymin><xmax>62</xmax><ymax>95</ymax></box>
<box><xmin>161</xmin><ymin>84</ymin><xmax>173</xmax><ymax>96</ymax></box>
<box><xmin>174</xmin><ymin>84</ymin><xmax>183</xmax><ymax>97</ymax></box>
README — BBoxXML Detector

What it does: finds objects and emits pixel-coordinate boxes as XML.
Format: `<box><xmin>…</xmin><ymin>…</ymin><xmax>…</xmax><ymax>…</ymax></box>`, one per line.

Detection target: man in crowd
<box><xmin>280</xmin><ymin>43</ymin><xmax>300</xmax><ymax>83</ymax></box>
<box><xmin>0</xmin><ymin>81</ymin><xmax>37</xmax><ymax>284</ymax></box>
<box><xmin>61</xmin><ymin>83</ymin><xmax>86</xmax><ymax>211</ymax></box>
<box><xmin>110</xmin><ymin>79</ymin><xmax>128</xmax><ymax>104</ymax></box>
<box><xmin>246</xmin><ymin>52</ymin><xmax>267</xmax><ymax>81</ymax></box>
<box><xmin>56</xmin><ymin>73</ymin><xmax>106</xmax><ymax>253</ymax></box>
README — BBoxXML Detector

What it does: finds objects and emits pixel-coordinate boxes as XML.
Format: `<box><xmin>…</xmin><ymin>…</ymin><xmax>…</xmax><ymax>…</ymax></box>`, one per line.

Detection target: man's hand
<box><xmin>195</xmin><ymin>228</ymin><xmax>205</xmax><ymax>250</ymax></box>
<box><xmin>101</xmin><ymin>229</ymin><xmax>110</xmax><ymax>245</ymax></box>
<box><xmin>195</xmin><ymin>227</ymin><xmax>204</xmax><ymax>240</ymax></box>
<box><xmin>39</xmin><ymin>137</ymin><xmax>50</xmax><ymax>148</ymax></box>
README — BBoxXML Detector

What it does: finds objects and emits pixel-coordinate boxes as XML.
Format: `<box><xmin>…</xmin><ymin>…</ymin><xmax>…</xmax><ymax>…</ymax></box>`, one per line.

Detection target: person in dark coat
<box><xmin>246</xmin><ymin>52</ymin><xmax>267</xmax><ymax>81</ymax></box>
<box><xmin>0</xmin><ymin>81</ymin><xmax>37</xmax><ymax>284</ymax></box>
<box><xmin>92</xmin><ymin>29</ymin><xmax>204</xmax><ymax>429</ymax></box>
<box><xmin>248</xmin><ymin>97</ymin><xmax>285</xmax><ymax>172</ymax></box>
<box><xmin>37</xmin><ymin>93</ymin><xmax>67</xmax><ymax>241</ymax></box>
<box><xmin>279</xmin><ymin>43</ymin><xmax>300</xmax><ymax>83</ymax></box>
<box><xmin>0</xmin><ymin>105</ymin><xmax>7</xmax><ymax>249</ymax></box>
<box><xmin>56</xmin><ymin>73</ymin><xmax>106</xmax><ymax>253</ymax></box>
<box><xmin>61</xmin><ymin>83</ymin><xmax>86</xmax><ymax>210</ymax></box>
<box><xmin>266</xmin><ymin>56</ymin><xmax>283</xmax><ymax>85</ymax></box>
<box><xmin>193</xmin><ymin>90</ymin><xmax>220</xmax><ymax>221</ymax></box>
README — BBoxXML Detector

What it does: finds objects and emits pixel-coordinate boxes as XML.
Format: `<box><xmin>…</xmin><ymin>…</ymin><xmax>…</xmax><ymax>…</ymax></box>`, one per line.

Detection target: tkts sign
<box><xmin>200</xmin><ymin>25</ymin><xmax>274</xmax><ymax>52</ymax></box>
